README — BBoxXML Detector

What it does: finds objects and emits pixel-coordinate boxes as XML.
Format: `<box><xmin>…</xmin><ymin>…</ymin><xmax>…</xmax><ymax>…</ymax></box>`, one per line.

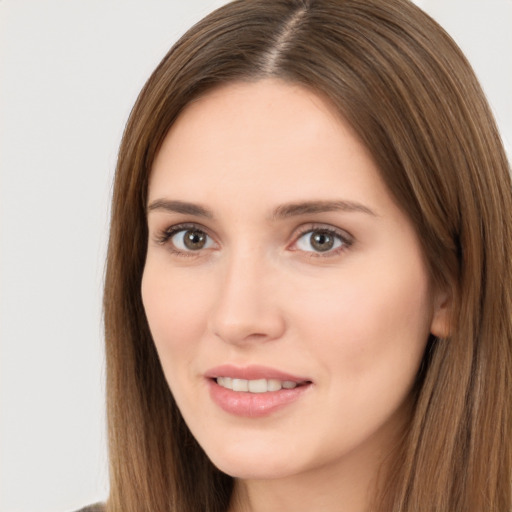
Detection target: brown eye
<box><xmin>310</xmin><ymin>232</ymin><xmax>335</xmax><ymax>252</ymax></box>
<box><xmin>295</xmin><ymin>229</ymin><xmax>346</xmax><ymax>254</ymax></box>
<box><xmin>171</xmin><ymin>228</ymin><xmax>213</xmax><ymax>251</ymax></box>
<box><xmin>183</xmin><ymin>230</ymin><xmax>207</xmax><ymax>250</ymax></box>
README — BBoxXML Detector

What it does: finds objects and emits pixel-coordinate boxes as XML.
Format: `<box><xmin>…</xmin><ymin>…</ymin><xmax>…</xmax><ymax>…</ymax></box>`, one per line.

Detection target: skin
<box><xmin>141</xmin><ymin>80</ymin><xmax>449</xmax><ymax>512</ymax></box>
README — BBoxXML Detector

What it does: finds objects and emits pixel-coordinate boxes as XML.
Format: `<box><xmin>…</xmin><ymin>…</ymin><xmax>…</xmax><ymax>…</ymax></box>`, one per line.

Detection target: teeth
<box><xmin>217</xmin><ymin>377</ymin><xmax>232</xmax><ymax>389</ymax></box>
<box><xmin>216</xmin><ymin>377</ymin><xmax>300</xmax><ymax>392</ymax></box>
<box><xmin>267</xmin><ymin>379</ymin><xmax>282</xmax><ymax>391</ymax></box>
<box><xmin>232</xmin><ymin>378</ymin><xmax>249</xmax><ymax>392</ymax></box>
<box><xmin>248</xmin><ymin>379</ymin><xmax>267</xmax><ymax>393</ymax></box>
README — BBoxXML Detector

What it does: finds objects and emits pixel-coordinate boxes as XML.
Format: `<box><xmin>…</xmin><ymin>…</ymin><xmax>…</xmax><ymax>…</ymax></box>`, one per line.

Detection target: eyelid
<box><xmin>152</xmin><ymin>221</ymin><xmax>354</xmax><ymax>258</ymax></box>
<box><xmin>153</xmin><ymin>222</ymin><xmax>217</xmax><ymax>255</ymax></box>
<box><xmin>289</xmin><ymin>223</ymin><xmax>354</xmax><ymax>256</ymax></box>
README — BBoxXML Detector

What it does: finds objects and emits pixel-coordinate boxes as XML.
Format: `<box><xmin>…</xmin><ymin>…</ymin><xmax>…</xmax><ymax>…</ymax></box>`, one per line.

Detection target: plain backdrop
<box><xmin>1</xmin><ymin>1</ymin><xmax>510</xmax><ymax>511</ymax></box>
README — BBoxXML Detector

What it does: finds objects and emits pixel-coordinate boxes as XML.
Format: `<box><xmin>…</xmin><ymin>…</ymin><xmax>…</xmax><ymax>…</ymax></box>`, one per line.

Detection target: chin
<box><xmin>202</xmin><ymin>441</ymin><xmax>303</xmax><ymax>480</ymax></box>
<box><xmin>212</xmin><ymin>458</ymin><xmax>297</xmax><ymax>481</ymax></box>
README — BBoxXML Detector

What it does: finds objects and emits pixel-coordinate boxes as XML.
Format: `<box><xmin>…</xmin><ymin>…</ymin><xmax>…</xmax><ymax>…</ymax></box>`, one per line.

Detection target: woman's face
<box><xmin>142</xmin><ymin>80</ymin><xmax>448</xmax><ymax>482</ymax></box>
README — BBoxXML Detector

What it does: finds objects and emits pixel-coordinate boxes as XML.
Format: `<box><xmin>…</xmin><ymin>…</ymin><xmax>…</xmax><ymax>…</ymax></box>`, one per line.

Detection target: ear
<box><xmin>430</xmin><ymin>288</ymin><xmax>452</xmax><ymax>338</ymax></box>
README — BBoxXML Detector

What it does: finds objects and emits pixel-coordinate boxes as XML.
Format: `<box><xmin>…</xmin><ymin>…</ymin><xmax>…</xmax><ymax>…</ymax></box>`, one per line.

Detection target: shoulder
<box><xmin>72</xmin><ymin>504</ymin><xmax>105</xmax><ymax>512</ymax></box>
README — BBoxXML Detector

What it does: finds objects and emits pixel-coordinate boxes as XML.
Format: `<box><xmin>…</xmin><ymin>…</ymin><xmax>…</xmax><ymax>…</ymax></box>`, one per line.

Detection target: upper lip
<box><xmin>205</xmin><ymin>364</ymin><xmax>311</xmax><ymax>383</ymax></box>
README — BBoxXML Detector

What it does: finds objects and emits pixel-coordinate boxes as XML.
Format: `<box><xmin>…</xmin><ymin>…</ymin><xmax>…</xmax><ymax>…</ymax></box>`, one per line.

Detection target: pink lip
<box><xmin>205</xmin><ymin>364</ymin><xmax>309</xmax><ymax>382</ymax></box>
<box><xmin>205</xmin><ymin>365</ymin><xmax>312</xmax><ymax>418</ymax></box>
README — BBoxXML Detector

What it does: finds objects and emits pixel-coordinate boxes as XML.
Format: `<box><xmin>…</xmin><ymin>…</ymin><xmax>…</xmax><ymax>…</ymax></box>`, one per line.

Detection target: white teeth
<box><xmin>216</xmin><ymin>377</ymin><xmax>301</xmax><ymax>392</ymax></box>
<box><xmin>217</xmin><ymin>377</ymin><xmax>232</xmax><ymax>389</ymax></box>
<box><xmin>232</xmin><ymin>378</ymin><xmax>249</xmax><ymax>392</ymax></box>
<box><xmin>267</xmin><ymin>379</ymin><xmax>282</xmax><ymax>391</ymax></box>
<box><xmin>248</xmin><ymin>379</ymin><xmax>267</xmax><ymax>393</ymax></box>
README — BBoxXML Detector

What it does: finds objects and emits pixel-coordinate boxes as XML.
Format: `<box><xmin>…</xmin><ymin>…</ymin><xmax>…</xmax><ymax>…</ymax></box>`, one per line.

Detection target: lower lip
<box><xmin>207</xmin><ymin>379</ymin><xmax>311</xmax><ymax>418</ymax></box>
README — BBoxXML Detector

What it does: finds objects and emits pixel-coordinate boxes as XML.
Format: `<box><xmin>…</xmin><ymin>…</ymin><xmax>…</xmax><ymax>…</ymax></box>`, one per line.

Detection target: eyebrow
<box><xmin>146</xmin><ymin>198</ymin><xmax>377</xmax><ymax>219</ymax></box>
<box><xmin>271</xmin><ymin>200</ymin><xmax>377</xmax><ymax>219</ymax></box>
<box><xmin>147</xmin><ymin>199</ymin><xmax>214</xmax><ymax>218</ymax></box>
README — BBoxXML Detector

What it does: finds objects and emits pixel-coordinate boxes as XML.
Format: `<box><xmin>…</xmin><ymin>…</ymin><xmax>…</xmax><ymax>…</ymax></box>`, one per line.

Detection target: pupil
<box><xmin>184</xmin><ymin>230</ymin><xmax>206</xmax><ymax>250</ymax></box>
<box><xmin>311</xmin><ymin>232</ymin><xmax>334</xmax><ymax>252</ymax></box>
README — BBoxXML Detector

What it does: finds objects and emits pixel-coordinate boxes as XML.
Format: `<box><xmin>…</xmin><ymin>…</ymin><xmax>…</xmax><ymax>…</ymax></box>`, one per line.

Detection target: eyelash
<box><xmin>154</xmin><ymin>223</ymin><xmax>213</xmax><ymax>258</ymax></box>
<box><xmin>291</xmin><ymin>225</ymin><xmax>353</xmax><ymax>257</ymax></box>
<box><xmin>153</xmin><ymin>222</ymin><xmax>353</xmax><ymax>258</ymax></box>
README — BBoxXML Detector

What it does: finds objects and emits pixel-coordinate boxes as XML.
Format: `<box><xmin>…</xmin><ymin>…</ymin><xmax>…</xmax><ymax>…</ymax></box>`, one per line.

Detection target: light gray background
<box><xmin>1</xmin><ymin>1</ymin><xmax>510</xmax><ymax>511</ymax></box>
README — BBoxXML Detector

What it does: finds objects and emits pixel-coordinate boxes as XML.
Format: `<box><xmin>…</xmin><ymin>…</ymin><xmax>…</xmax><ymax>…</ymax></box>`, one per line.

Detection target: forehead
<box><xmin>149</xmin><ymin>79</ymin><xmax>386</xmax><ymax>212</ymax></box>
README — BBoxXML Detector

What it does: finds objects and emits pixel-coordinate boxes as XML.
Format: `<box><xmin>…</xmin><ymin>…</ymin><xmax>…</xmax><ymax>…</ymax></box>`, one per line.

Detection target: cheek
<box><xmin>141</xmin><ymin>263</ymin><xmax>212</xmax><ymax>376</ymax></box>
<box><xmin>292</xmin><ymin>253</ymin><xmax>433</xmax><ymax>396</ymax></box>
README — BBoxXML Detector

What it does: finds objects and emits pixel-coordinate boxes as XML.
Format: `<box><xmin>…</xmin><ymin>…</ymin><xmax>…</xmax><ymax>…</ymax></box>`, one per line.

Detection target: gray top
<box><xmin>73</xmin><ymin>504</ymin><xmax>105</xmax><ymax>512</ymax></box>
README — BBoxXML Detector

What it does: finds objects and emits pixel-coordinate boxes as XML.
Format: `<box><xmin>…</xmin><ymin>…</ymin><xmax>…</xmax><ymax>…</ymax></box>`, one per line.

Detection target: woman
<box><xmin>99</xmin><ymin>0</ymin><xmax>512</xmax><ymax>511</ymax></box>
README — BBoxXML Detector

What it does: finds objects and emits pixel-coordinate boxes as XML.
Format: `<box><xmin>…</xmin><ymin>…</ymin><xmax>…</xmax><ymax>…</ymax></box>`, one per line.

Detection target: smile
<box><xmin>216</xmin><ymin>377</ymin><xmax>300</xmax><ymax>392</ymax></box>
<box><xmin>206</xmin><ymin>366</ymin><xmax>312</xmax><ymax>417</ymax></box>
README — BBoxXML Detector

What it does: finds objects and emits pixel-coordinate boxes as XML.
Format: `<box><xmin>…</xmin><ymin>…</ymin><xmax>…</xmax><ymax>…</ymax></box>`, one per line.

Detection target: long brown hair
<box><xmin>104</xmin><ymin>1</ymin><xmax>512</xmax><ymax>510</ymax></box>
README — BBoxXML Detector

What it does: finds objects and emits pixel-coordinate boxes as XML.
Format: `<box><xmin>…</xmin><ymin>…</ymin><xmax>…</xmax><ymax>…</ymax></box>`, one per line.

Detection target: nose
<box><xmin>208</xmin><ymin>250</ymin><xmax>286</xmax><ymax>346</ymax></box>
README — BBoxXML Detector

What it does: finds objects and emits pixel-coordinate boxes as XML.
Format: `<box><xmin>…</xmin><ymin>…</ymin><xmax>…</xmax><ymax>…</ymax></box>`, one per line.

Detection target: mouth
<box><xmin>205</xmin><ymin>365</ymin><xmax>313</xmax><ymax>417</ymax></box>
<box><xmin>215</xmin><ymin>377</ymin><xmax>309</xmax><ymax>393</ymax></box>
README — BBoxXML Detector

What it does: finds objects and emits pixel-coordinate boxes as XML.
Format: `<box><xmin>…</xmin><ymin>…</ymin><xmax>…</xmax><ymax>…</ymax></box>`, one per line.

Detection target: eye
<box><xmin>294</xmin><ymin>228</ymin><xmax>350</xmax><ymax>254</ymax></box>
<box><xmin>172</xmin><ymin>228</ymin><xmax>213</xmax><ymax>251</ymax></box>
<box><xmin>157</xmin><ymin>225</ymin><xmax>215</xmax><ymax>253</ymax></box>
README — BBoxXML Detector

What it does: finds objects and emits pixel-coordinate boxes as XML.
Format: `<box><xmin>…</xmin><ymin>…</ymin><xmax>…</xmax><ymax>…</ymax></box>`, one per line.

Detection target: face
<box><xmin>142</xmin><ymin>80</ymin><xmax>447</xmax><ymax>483</ymax></box>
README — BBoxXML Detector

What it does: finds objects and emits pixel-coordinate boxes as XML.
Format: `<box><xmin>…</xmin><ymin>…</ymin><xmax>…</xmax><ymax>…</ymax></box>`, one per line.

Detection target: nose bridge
<box><xmin>209</xmin><ymin>244</ymin><xmax>285</xmax><ymax>344</ymax></box>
